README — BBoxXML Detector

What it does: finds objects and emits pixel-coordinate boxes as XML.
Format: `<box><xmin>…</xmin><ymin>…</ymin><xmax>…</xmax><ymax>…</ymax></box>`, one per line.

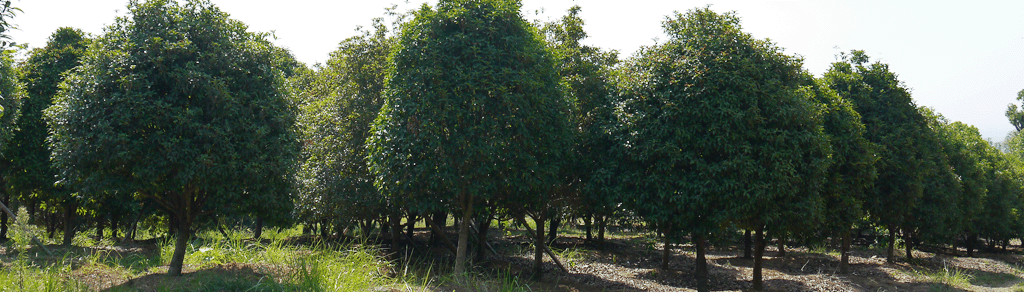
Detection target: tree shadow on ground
<box><xmin>103</xmin><ymin>263</ymin><xmax>285</xmax><ymax>292</ymax></box>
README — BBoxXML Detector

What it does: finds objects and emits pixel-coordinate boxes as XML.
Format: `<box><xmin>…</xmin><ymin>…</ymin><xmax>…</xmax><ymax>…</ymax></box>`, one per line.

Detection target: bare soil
<box><xmin>469</xmin><ymin>231</ymin><xmax>1024</xmax><ymax>292</ymax></box>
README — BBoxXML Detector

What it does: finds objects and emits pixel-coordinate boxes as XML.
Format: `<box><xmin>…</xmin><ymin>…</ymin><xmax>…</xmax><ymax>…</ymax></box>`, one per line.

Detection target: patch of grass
<box><xmin>970</xmin><ymin>271</ymin><xmax>1020</xmax><ymax>287</ymax></box>
<box><xmin>807</xmin><ymin>245</ymin><xmax>840</xmax><ymax>256</ymax></box>
<box><xmin>907</xmin><ymin>265</ymin><xmax>973</xmax><ymax>291</ymax></box>
<box><xmin>557</xmin><ymin>247</ymin><xmax>588</xmax><ymax>268</ymax></box>
<box><xmin>1012</xmin><ymin>282</ymin><xmax>1024</xmax><ymax>292</ymax></box>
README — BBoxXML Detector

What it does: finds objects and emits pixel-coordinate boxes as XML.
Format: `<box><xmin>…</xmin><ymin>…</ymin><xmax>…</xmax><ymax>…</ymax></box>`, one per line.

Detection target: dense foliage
<box><xmin>44</xmin><ymin>0</ymin><xmax>299</xmax><ymax>275</ymax></box>
<box><xmin>0</xmin><ymin>0</ymin><xmax>1021</xmax><ymax>290</ymax></box>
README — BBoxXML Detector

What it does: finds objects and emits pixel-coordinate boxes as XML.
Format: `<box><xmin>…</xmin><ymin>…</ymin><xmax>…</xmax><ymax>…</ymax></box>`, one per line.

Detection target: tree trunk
<box><xmin>533</xmin><ymin>214</ymin><xmax>545</xmax><ymax>276</ymax></box>
<box><xmin>0</xmin><ymin>195</ymin><xmax>8</xmax><ymax>241</ymax></box>
<box><xmin>840</xmin><ymin>228</ymin><xmax>851</xmax><ymax>274</ymax></box>
<box><xmin>598</xmin><ymin>215</ymin><xmax>606</xmax><ymax>243</ymax></box>
<box><xmin>966</xmin><ymin>234</ymin><xmax>975</xmax><ymax>258</ymax></box>
<box><xmin>454</xmin><ymin>195</ymin><xmax>474</xmax><ymax>274</ymax></box>
<box><xmin>694</xmin><ymin>232</ymin><xmax>709</xmax><ymax>292</ymax></box>
<box><xmin>390</xmin><ymin>213</ymin><xmax>402</xmax><ymax>253</ymax></box>
<box><xmin>47</xmin><ymin>211</ymin><xmax>57</xmax><ymax>239</ymax></box>
<box><xmin>406</xmin><ymin>213</ymin><xmax>417</xmax><ymax>240</ymax></box>
<box><xmin>743</xmin><ymin>229</ymin><xmax>752</xmax><ymax>259</ymax></box>
<box><xmin>584</xmin><ymin>215</ymin><xmax>592</xmax><ymax>241</ymax></box>
<box><xmin>430</xmin><ymin>211</ymin><xmax>446</xmax><ymax>246</ymax></box>
<box><xmin>661</xmin><ymin>232</ymin><xmax>671</xmax><ymax>270</ymax></box>
<box><xmin>63</xmin><ymin>203</ymin><xmax>77</xmax><ymax>246</ymax></box>
<box><xmin>168</xmin><ymin>215</ymin><xmax>192</xmax><ymax>276</ymax></box>
<box><xmin>886</xmin><ymin>225</ymin><xmax>896</xmax><ymax>264</ymax></box>
<box><xmin>777</xmin><ymin>233</ymin><xmax>786</xmax><ymax>257</ymax></box>
<box><xmin>111</xmin><ymin>214</ymin><xmax>120</xmax><ymax>241</ymax></box>
<box><xmin>361</xmin><ymin>219</ymin><xmax>374</xmax><ymax>241</ymax></box>
<box><xmin>475</xmin><ymin>212</ymin><xmax>492</xmax><ymax>260</ymax></box>
<box><xmin>253</xmin><ymin>217</ymin><xmax>264</xmax><ymax>240</ymax></box>
<box><xmin>547</xmin><ymin>215</ymin><xmax>560</xmax><ymax>244</ymax></box>
<box><xmin>904</xmin><ymin>231</ymin><xmax>913</xmax><ymax>262</ymax></box>
<box><xmin>95</xmin><ymin>216</ymin><xmax>104</xmax><ymax>241</ymax></box>
<box><xmin>753</xmin><ymin>226</ymin><xmax>766</xmax><ymax>291</ymax></box>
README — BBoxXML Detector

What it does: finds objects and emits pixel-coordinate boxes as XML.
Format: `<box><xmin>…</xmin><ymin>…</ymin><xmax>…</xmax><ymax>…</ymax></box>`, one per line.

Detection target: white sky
<box><xmin>9</xmin><ymin>0</ymin><xmax>1024</xmax><ymax>141</ymax></box>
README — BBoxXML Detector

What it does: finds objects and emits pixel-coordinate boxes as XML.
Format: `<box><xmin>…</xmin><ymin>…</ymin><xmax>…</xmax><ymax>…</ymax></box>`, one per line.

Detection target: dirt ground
<box><xmin>473</xmin><ymin>232</ymin><xmax>1024</xmax><ymax>292</ymax></box>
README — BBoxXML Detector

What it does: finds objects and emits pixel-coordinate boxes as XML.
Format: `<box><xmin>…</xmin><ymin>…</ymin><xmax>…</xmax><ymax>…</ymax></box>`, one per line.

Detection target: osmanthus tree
<box><xmin>0</xmin><ymin>50</ymin><xmax>22</xmax><ymax>241</ymax></box>
<box><xmin>823</xmin><ymin>50</ymin><xmax>932</xmax><ymax>264</ymax></box>
<box><xmin>44</xmin><ymin>0</ymin><xmax>299</xmax><ymax>276</ymax></box>
<box><xmin>615</xmin><ymin>7</ymin><xmax>830</xmax><ymax>291</ymax></box>
<box><xmin>979</xmin><ymin>149</ymin><xmax>1024</xmax><ymax>249</ymax></box>
<box><xmin>920</xmin><ymin>110</ymin><xmax>991</xmax><ymax>257</ymax></box>
<box><xmin>367</xmin><ymin>0</ymin><xmax>570</xmax><ymax>274</ymax></box>
<box><xmin>540</xmin><ymin>5</ymin><xmax>620</xmax><ymax>245</ymax></box>
<box><xmin>1005</xmin><ymin>89</ymin><xmax>1024</xmax><ymax>132</ymax></box>
<box><xmin>3</xmin><ymin>28</ymin><xmax>89</xmax><ymax>245</ymax></box>
<box><xmin>293</xmin><ymin>15</ymin><xmax>396</xmax><ymax>242</ymax></box>
<box><xmin>808</xmin><ymin>79</ymin><xmax>876</xmax><ymax>273</ymax></box>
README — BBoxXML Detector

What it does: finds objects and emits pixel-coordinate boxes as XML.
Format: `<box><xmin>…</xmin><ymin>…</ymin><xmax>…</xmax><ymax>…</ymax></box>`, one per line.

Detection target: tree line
<box><xmin>1</xmin><ymin>0</ymin><xmax>1023</xmax><ymax>291</ymax></box>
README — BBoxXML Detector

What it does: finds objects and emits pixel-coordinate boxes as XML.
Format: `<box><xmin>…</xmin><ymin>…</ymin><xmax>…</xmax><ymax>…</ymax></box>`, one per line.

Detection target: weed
<box><xmin>907</xmin><ymin>262</ymin><xmax>973</xmax><ymax>291</ymax></box>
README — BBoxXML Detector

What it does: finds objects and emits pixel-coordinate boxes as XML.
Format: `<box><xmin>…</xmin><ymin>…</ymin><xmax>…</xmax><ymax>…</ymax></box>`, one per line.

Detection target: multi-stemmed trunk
<box><xmin>547</xmin><ymin>216</ymin><xmax>560</xmax><ymax>244</ymax></box>
<box><xmin>694</xmin><ymin>232</ymin><xmax>709</xmax><ymax>292</ymax></box>
<box><xmin>753</xmin><ymin>226</ymin><xmax>766</xmax><ymax>291</ymax></box>
<box><xmin>475</xmin><ymin>212</ymin><xmax>493</xmax><ymax>260</ymax></box>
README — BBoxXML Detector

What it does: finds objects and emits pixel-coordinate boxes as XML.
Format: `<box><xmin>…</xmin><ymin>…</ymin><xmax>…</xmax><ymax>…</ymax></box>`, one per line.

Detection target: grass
<box><xmin>906</xmin><ymin>264</ymin><xmax>974</xmax><ymax>291</ymax></box>
<box><xmin>0</xmin><ymin>211</ymin><xmax>426</xmax><ymax>292</ymax></box>
<box><xmin>807</xmin><ymin>244</ymin><xmax>841</xmax><ymax>257</ymax></box>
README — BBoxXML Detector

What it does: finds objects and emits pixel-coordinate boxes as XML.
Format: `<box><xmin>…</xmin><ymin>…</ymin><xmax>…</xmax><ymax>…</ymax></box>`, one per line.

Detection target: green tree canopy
<box><xmin>44</xmin><ymin>0</ymin><xmax>299</xmax><ymax>276</ymax></box>
<box><xmin>541</xmin><ymin>5</ymin><xmax>621</xmax><ymax>235</ymax></box>
<box><xmin>822</xmin><ymin>50</ymin><xmax>933</xmax><ymax>263</ymax></box>
<box><xmin>615</xmin><ymin>7</ymin><xmax>830</xmax><ymax>291</ymax></box>
<box><xmin>1005</xmin><ymin>89</ymin><xmax>1024</xmax><ymax>132</ymax></box>
<box><xmin>6</xmin><ymin>28</ymin><xmax>89</xmax><ymax>206</ymax></box>
<box><xmin>0</xmin><ymin>51</ymin><xmax>21</xmax><ymax>155</ymax></box>
<box><xmin>367</xmin><ymin>0</ymin><xmax>570</xmax><ymax>273</ymax></box>
<box><xmin>293</xmin><ymin>14</ymin><xmax>397</xmax><ymax>237</ymax></box>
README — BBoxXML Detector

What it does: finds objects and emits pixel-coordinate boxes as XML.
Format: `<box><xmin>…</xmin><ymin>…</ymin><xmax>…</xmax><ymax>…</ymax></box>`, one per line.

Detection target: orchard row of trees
<box><xmin>1</xmin><ymin>0</ymin><xmax>1024</xmax><ymax>292</ymax></box>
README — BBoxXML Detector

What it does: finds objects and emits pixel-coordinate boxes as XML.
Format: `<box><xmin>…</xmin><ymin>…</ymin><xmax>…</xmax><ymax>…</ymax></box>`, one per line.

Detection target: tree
<box><xmin>823</xmin><ymin>50</ymin><xmax>932</xmax><ymax>264</ymax></box>
<box><xmin>0</xmin><ymin>0</ymin><xmax>20</xmax><ymax>48</ymax></box>
<box><xmin>45</xmin><ymin>0</ymin><xmax>299</xmax><ymax>276</ymax></box>
<box><xmin>615</xmin><ymin>7</ymin><xmax>830</xmax><ymax>291</ymax></box>
<box><xmin>0</xmin><ymin>50</ymin><xmax>22</xmax><ymax>241</ymax></box>
<box><xmin>809</xmin><ymin>79</ymin><xmax>876</xmax><ymax>273</ymax></box>
<box><xmin>540</xmin><ymin>5</ymin><xmax>621</xmax><ymax>247</ymax></box>
<box><xmin>293</xmin><ymin>14</ymin><xmax>396</xmax><ymax>243</ymax></box>
<box><xmin>367</xmin><ymin>0</ymin><xmax>570</xmax><ymax>274</ymax></box>
<box><xmin>4</xmin><ymin>28</ymin><xmax>89</xmax><ymax>245</ymax></box>
<box><xmin>1005</xmin><ymin>89</ymin><xmax>1024</xmax><ymax>132</ymax></box>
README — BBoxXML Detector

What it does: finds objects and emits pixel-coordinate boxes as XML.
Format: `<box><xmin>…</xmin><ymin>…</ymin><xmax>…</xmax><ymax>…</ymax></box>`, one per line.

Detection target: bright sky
<box><xmin>9</xmin><ymin>0</ymin><xmax>1024</xmax><ymax>141</ymax></box>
